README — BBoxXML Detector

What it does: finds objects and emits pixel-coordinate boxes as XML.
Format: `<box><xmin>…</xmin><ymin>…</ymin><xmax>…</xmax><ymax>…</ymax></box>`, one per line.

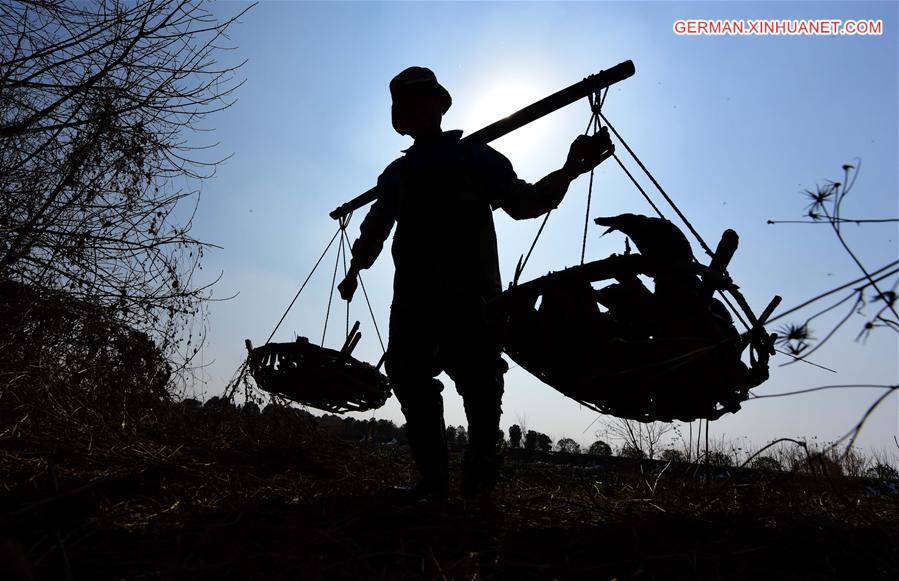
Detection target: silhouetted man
<box><xmin>339</xmin><ymin>67</ymin><xmax>613</xmax><ymax>501</ymax></box>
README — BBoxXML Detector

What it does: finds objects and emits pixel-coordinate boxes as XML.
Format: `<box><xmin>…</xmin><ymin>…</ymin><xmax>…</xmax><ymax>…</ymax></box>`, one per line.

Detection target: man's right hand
<box><xmin>338</xmin><ymin>270</ymin><xmax>359</xmax><ymax>302</ymax></box>
<box><xmin>563</xmin><ymin>127</ymin><xmax>614</xmax><ymax>178</ymax></box>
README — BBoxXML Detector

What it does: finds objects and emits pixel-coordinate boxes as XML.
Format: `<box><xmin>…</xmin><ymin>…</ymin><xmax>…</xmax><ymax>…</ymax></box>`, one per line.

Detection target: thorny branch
<box><xmin>768</xmin><ymin>163</ymin><xmax>897</xmax><ymax>363</ymax></box>
<box><xmin>760</xmin><ymin>162</ymin><xmax>897</xmax><ymax>452</ymax></box>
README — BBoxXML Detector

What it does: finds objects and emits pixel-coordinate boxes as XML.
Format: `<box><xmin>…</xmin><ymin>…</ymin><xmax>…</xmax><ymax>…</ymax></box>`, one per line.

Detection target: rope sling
<box><xmin>244</xmin><ymin>64</ymin><xmax>780</xmax><ymax>421</ymax></box>
<box><xmin>503</xmin><ymin>91</ymin><xmax>778</xmax><ymax>422</ymax></box>
<box><xmin>245</xmin><ymin>214</ymin><xmax>391</xmax><ymax>413</ymax></box>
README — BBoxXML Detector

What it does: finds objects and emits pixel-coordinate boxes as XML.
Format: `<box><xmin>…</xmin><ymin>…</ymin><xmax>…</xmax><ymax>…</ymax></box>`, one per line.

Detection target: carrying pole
<box><xmin>329</xmin><ymin>60</ymin><xmax>636</xmax><ymax>220</ymax></box>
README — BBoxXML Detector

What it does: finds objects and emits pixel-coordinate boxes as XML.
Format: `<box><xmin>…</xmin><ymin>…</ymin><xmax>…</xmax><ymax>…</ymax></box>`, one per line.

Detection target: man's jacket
<box><xmin>350</xmin><ymin>130</ymin><xmax>565</xmax><ymax>318</ymax></box>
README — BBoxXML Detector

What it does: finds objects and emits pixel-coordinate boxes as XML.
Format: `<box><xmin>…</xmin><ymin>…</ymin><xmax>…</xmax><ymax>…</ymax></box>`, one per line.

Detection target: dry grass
<box><xmin>1</xmin><ymin>394</ymin><xmax>897</xmax><ymax>580</ymax></box>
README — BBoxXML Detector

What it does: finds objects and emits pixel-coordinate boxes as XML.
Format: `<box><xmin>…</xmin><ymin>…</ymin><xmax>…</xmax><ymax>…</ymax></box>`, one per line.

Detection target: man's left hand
<box><xmin>564</xmin><ymin>127</ymin><xmax>615</xmax><ymax>178</ymax></box>
<box><xmin>338</xmin><ymin>270</ymin><xmax>359</xmax><ymax>302</ymax></box>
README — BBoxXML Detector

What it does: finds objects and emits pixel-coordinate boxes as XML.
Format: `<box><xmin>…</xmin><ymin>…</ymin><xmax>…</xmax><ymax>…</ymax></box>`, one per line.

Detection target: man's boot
<box><xmin>393</xmin><ymin>379</ymin><xmax>450</xmax><ymax>502</ymax></box>
<box><xmin>460</xmin><ymin>433</ymin><xmax>501</xmax><ymax>500</ymax></box>
<box><xmin>460</xmin><ymin>402</ymin><xmax>502</xmax><ymax>501</ymax></box>
<box><xmin>457</xmin><ymin>360</ymin><xmax>505</xmax><ymax>502</ymax></box>
<box><xmin>406</xmin><ymin>417</ymin><xmax>449</xmax><ymax>501</ymax></box>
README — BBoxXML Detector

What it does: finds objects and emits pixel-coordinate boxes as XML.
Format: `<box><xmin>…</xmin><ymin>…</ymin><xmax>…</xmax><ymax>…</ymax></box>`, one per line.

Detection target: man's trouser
<box><xmin>385</xmin><ymin>299</ymin><xmax>506</xmax><ymax>492</ymax></box>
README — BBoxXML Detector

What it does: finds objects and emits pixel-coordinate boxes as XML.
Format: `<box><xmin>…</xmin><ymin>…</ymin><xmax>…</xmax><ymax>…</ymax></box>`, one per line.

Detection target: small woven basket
<box><xmin>246</xmin><ymin>332</ymin><xmax>390</xmax><ymax>414</ymax></box>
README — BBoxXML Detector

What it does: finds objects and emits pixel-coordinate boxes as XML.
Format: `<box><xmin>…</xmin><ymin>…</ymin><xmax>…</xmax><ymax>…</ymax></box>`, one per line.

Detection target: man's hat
<box><xmin>389</xmin><ymin>67</ymin><xmax>452</xmax><ymax>114</ymax></box>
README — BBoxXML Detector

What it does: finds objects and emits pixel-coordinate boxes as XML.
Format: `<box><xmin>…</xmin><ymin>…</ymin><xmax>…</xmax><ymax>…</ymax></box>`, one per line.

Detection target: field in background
<box><xmin>2</xmin><ymin>399</ymin><xmax>897</xmax><ymax>580</ymax></box>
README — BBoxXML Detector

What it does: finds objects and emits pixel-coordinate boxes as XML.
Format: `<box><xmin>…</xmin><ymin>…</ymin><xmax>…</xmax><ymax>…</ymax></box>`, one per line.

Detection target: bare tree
<box><xmin>0</xmin><ymin>1</ymin><xmax>250</xmax><ymax>368</ymax></box>
<box><xmin>601</xmin><ymin>418</ymin><xmax>673</xmax><ymax>461</ymax></box>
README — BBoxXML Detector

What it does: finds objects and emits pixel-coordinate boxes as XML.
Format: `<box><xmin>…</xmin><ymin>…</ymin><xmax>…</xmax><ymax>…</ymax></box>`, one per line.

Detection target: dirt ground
<box><xmin>2</xmin><ymin>409</ymin><xmax>897</xmax><ymax>580</ymax></box>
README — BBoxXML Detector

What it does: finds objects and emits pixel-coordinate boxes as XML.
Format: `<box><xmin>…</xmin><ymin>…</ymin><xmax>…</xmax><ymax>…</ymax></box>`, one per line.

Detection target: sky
<box><xmin>184</xmin><ymin>1</ymin><xmax>897</xmax><ymax>454</ymax></box>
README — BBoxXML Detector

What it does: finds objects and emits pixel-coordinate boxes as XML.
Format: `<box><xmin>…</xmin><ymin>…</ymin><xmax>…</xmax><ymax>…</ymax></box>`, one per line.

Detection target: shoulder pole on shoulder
<box><xmin>328</xmin><ymin>60</ymin><xmax>636</xmax><ymax>220</ymax></box>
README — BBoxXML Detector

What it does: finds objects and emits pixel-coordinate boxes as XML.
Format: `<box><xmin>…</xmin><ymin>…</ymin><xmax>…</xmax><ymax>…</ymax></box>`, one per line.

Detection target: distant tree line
<box><xmin>177</xmin><ymin>403</ymin><xmax>899</xmax><ymax>481</ymax></box>
<box><xmin>506</xmin><ymin>423</ymin><xmax>614</xmax><ymax>456</ymax></box>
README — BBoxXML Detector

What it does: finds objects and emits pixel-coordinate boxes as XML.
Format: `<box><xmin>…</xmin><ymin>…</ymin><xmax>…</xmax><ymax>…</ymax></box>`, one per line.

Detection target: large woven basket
<box><xmin>496</xmin><ymin>214</ymin><xmax>774</xmax><ymax>423</ymax></box>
